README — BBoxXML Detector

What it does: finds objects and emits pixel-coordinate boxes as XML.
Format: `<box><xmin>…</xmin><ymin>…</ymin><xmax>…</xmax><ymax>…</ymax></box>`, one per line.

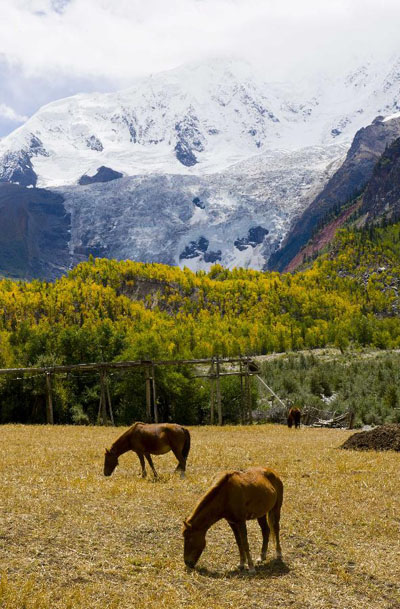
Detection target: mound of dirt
<box><xmin>341</xmin><ymin>424</ymin><xmax>400</xmax><ymax>452</ymax></box>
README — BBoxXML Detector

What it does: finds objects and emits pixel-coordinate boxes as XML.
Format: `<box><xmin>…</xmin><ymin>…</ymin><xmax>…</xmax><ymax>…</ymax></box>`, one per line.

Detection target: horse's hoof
<box><xmin>256</xmin><ymin>558</ymin><xmax>265</xmax><ymax>564</ymax></box>
<box><xmin>248</xmin><ymin>567</ymin><xmax>256</xmax><ymax>574</ymax></box>
<box><xmin>237</xmin><ymin>564</ymin><xmax>245</xmax><ymax>571</ymax></box>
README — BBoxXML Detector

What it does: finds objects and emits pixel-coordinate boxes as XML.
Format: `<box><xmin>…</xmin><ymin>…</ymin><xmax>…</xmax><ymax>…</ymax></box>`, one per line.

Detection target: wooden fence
<box><xmin>0</xmin><ymin>356</ymin><xmax>261</xmax><ymax>426</ymax></box>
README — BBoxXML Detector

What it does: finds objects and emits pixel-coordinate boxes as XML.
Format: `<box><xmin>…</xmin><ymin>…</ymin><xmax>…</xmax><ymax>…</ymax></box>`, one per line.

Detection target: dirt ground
<box><xmin>341</xmin><ymin>424</ymin><xmax>400</xmax><ymax>452</ymax></box>
<box><xmin>0</xmin><ymin>424</ymin><xmax>399</xmax><ymax>609</ymax></box>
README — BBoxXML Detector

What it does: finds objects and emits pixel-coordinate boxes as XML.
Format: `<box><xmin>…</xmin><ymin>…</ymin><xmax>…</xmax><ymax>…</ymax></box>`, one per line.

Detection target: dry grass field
<box><xmin>1</xmin><ymin>424</ymin><xmax>399</xmax><ymax>609</ymax></box>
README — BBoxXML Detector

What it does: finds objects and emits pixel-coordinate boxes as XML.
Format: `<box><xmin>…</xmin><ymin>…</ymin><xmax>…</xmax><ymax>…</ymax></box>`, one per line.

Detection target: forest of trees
<box><xmin>259</xmin><ymin>351</ymin><xmax>400</xmax><ymax>427</ymax></box>
<box><xmin>0</xmin><ymin>221</ymin><xmax>399</xmax><ymax>425</ymax></box>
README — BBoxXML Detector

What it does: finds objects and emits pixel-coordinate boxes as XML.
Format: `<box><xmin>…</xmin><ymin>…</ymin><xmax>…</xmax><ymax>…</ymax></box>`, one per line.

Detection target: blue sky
<box><xmin>1</xmin><ymin>0</ymin><xmax>400</xmax><ymax>137</ymax></box>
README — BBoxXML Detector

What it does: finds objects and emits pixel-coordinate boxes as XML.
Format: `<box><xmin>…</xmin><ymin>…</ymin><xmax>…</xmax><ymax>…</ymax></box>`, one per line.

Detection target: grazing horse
<box><xmin>104</xmin><ymin>422</ymin><xmax>190</xmax><ymax>478</ymax></box>
<box><xmin>183</xmin><ymin>466</ymin><xmax>283</xmax><ymax>572</ymax></box>
<box><xmin>287</xmin><ymin>407</ymin><xmax>301</xmax><ymax>429</ymax></box>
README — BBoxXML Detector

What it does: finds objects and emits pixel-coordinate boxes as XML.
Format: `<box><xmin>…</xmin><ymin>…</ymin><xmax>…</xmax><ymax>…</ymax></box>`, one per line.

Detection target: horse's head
<box><xmin>104</xmin><ymin>448</ymin><xmax>118</xmax><ymax>476</ymax></box>
<box><xmin>182</xmin><ymin>520</ymin><xmax>206</xmax><ymax>568</ymax></box>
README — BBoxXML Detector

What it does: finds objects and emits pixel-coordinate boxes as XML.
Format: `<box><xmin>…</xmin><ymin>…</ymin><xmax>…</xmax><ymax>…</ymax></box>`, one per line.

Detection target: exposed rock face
<box><xmin>0</xmin><ymin>184</ymin><xmax>71</xmax><ymax>280</ymax></box>
<box><xmin>0</xmin><ymin>150</ymin><xmax>38</xmax><ymax>187</ymax></box>
<box><xmin>234</xmin><ymin>226</ymin><xmax>269</xmax><ymax>251</ymax></box>
<box><xmin>78</xmin><ymin>166</ymin><xmax>123</xmax><ymax>185</ymax></box>
<box><xmin>360</xmin><ymin>137</ymin><xmax>400</xmax><ymax>221</ymax></box>
<box><xmin>180</xmin><ymin>236</ymin><xmax>209</xmax><ymax>259</ymax></box>
<box><xmin>86</xmin><ymin>135</ymin><xmax>104</xmax><ymax>152</ymax></box>
<box><xmin>174</xmin><ymin>113</ymin><xmax>205</xmax><ymax>167</ymax></box>
<box><xmin>0</xmin><ymin>135</ymin><xmax>49</xmax><ymax>187</ymax></box>
<box><xmin>268</xmin><ymin>116</ymin><xmax>400</xmax><ymax>272</ymax></box>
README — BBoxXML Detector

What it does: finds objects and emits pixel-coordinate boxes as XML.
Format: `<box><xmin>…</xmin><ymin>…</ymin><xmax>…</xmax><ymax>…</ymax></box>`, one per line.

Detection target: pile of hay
<box><xmin>341</xmin><ymin>423</ymin><xmax>400</xmax><ymax>452</ymax></box>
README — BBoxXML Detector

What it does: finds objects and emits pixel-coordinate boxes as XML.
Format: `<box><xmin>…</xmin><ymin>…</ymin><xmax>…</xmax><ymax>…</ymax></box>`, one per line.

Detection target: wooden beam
<box><xmin>0</xmin><ymin>356</ymin><xmax>254</xmax><ymax>377</ymax></box>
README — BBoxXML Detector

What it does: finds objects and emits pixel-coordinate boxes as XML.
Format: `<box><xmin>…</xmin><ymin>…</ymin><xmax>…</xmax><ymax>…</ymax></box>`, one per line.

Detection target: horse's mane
<box><xmin>110</xmin><ymin>421</ymin><xmax>143</xmax><ymax>449</ymax></box>
<box><xmin>188</xmin><ymin>471</ymin><xmax>234</xmax><ymax>522</ymax></box>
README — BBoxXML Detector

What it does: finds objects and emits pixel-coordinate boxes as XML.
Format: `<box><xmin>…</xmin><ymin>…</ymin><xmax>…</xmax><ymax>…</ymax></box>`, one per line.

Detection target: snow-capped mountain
<box><xmin>2</xmin><ymin>56</ymin><xmax>400</xmax><ymax>189</ymax></box>
<box><xmin>1</xmin><ymin>56</ymin><xmax>400</xmax><ymax>278</ymax></box>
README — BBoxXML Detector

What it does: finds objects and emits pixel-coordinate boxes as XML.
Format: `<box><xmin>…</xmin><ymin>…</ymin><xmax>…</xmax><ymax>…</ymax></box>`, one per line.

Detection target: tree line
<box><xmin>0</xmin><ymin>220</ymin><xmax>399</xmax><ymax>424</ymax></box>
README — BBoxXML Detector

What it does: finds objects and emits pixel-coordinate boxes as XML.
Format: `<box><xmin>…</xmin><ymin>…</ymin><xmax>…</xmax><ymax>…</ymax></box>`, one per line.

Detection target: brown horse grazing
<box><xmin>183</xmin><ymin>467</ymin><xmax>283</xmax><ymax>572</ymax></box>
<box><xmin>287</xmin><ymin>407</ymin><xmax>301</xmax><ymax>429</ymax></box>
<box><xmin>104</xmin><ymin>422</ymin><xmax>190</xmax><ymax>478</ymax></box>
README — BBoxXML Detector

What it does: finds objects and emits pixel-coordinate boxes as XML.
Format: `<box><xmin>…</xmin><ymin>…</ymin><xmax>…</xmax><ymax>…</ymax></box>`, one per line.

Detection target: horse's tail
<box><xmin>267</xmin><ymin>473</ymin><xmax>284</xmax><ymax>541</ymax></box>
<box><xmin>182</xmin><ymin>427</ymin><xmax>191</xmax><ymax>461</ymax></box>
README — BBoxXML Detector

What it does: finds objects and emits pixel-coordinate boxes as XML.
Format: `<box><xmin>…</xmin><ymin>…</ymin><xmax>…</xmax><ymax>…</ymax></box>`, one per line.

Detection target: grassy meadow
<box><xmin>0</xmin><ymin>424</ymin><xmax>399</xmax><ymax>609</ymax></box>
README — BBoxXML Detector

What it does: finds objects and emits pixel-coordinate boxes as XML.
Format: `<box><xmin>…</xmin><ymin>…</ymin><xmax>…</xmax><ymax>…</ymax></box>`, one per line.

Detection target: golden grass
<box><xmin>0</xmin><ymin>424</ymin><xmax>399</xmax><ymax>609</ymax></box>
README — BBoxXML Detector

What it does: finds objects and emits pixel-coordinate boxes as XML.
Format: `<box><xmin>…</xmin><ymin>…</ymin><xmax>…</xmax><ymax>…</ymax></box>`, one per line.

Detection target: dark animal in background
<box><xmin>183</xmin><ymin>466</ymin><xmax>283</xmax><ymax>572</ymax></box>
<box><xmin>287</xmin><ymin>407</ymin><xmax>301</xmax><ymax>429</ymax></box>
<box><xmin>104</xmin><ymin>422</ymin><xmax>191</xmax><ymax>478</ymax></box>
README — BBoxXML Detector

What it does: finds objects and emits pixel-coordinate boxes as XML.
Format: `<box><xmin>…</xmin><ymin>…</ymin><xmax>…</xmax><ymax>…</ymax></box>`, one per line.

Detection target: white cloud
<box><xmin>0</xmin><ymin>0</ymin><xmax>399</xmax><ymax>136</ymax></box>
<box><xmin>0</xmin><ymin>0</ymin><xmax>399</xmax><ymax>86</ymax></box>
<box><xmin>0</xmin><ymin>102</ymin><xmax>28</xmax><ymax>123</ymax></box>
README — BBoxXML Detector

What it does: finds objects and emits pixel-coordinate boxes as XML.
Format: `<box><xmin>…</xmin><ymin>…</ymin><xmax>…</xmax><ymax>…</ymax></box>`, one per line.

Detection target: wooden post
<box><xmin>45</xmin><ymin>372</ymin><xmax>54</xmax><ymax>424</ymax></box>
<box><xmin>239</xmin><ymin>357</ymin><xmax>245</xmax><ymax>425</ymax></box>
<box><xmin>105</xmin><ymin>376</ymin><xmax>115</xmax><ymax>426</ymax></box>
<box><xmin>245</xmin><ymin>357</ymin><xmax>253</xmax><ymax>424</ymax></box>
<box><xmin>145</xmin><ymin>365</ymin><xmax>152</xmax><ymax>422</ymax></box>
<box><xmin>210</xmin><ymin>358</ymin><xmax>215</xmax><ymax>425</ymax></box>
<box><xmin>216</xmin><ymin>355</ymin><xmax>222</xmax><ymax>426</ymax></box>
<box><xmin>99</xmin><ymin>369</ymin><xmax>108</xmax><ymax>425</ymax></box>
<box><xmin>152</xmin><ymin>364</ymin><xmax>159</xmax><ymax>423</ymax></box>
<box><xmin>348</xmin><ymin>410</ymin><xmax>354</xmax><ymax>430</ymax></box>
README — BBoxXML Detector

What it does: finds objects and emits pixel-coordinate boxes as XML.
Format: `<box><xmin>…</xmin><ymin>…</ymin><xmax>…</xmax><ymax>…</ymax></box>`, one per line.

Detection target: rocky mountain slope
<box><xmin>0</xmin><ymin>183</ymin><xmax>70</xmax><ymax>279</ymax></box>
<box><xmin>360</xmin><ymin>133</ymin><xmax>400</xmax><ymax>222</ymax></box>
<box><xmin>268</xmin><ymin>113</ymin><xmax>400</xmax><ymax>271</ymax></box>
<box><xmin>279</xmin><ymin>117</ymin><xmax>400</xmax><ymax>274</ymax></box>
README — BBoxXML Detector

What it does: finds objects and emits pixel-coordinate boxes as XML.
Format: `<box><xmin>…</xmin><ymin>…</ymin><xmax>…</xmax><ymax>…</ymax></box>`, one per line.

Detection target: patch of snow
<box><xmin>383</xmin><ymin>111</ymin><xmax>400</xmax><ymax>122</ymax></box>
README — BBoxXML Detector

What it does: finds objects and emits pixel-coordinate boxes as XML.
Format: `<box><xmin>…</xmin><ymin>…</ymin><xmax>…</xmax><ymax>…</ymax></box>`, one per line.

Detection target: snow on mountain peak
<box><xmin>0</xmin><ymin>55</ymin><xmax>400</xmax><ymax>189</ymax></box>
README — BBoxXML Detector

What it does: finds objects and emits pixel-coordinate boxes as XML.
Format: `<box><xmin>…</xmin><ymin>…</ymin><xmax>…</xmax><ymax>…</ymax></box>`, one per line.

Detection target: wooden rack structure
<box><xmin>0</xmin><ymin>355</ymin><xmax>261</xmax><ymax>426</ymax></box>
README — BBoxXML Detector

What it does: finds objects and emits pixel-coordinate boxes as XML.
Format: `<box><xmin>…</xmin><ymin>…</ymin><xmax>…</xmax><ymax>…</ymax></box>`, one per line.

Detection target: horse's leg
<box><xmin>170</xmin><ymin>444</ymin><xmax>186</xmax><ymax>477</ymax></box>
<box><xmin>267</xmin><ymin>504</ymin><xmax>283</xmax><ymax>559</ymax></box>
<box><xmin>257</xmin><ymin>515</ymin><xmax>270</xmax><ymax>563</ymax></box>
<box><xmin>237</xmin><ymin>521</ymin><xmax>255</xmax><ymax>573</ymax></box>
<box><xmin>137</xmin><ymin>453</ymin><xmax>147</xmax><ymax>478</ymax></box>
<box><xmin>144</xmin><ymin>453</ymin><xmax>158</xmax><ymax>478</ymax></box>
<box><xmin>228</xmin><ymin>522</ymin><xmax>246</xmax><ymax>570</ymax></box>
